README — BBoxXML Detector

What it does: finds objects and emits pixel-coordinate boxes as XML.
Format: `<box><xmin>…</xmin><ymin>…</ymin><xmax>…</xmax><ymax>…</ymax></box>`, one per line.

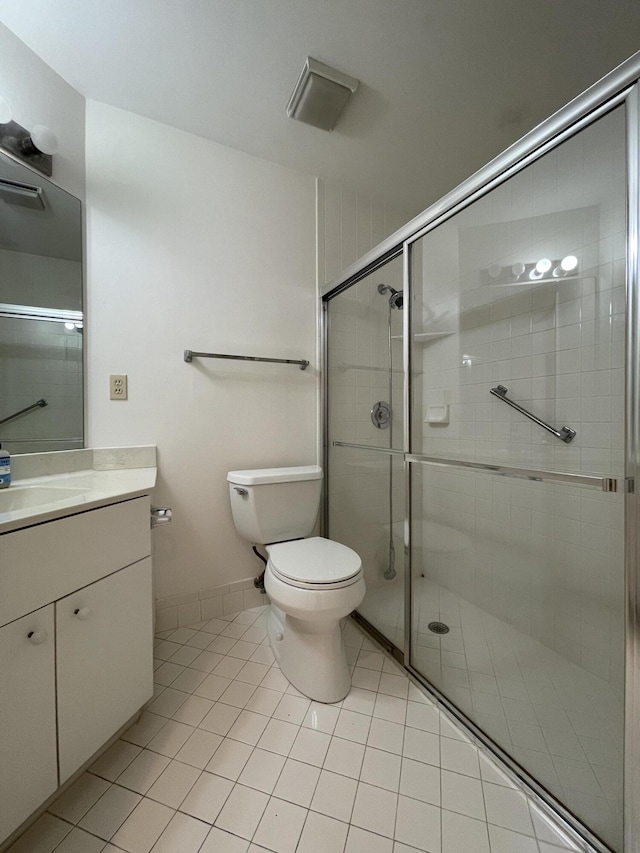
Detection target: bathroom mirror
<box><xmin>0</xmin><ymin>151</ymin><xmax>83</xmax><ymax>454</ymax></box>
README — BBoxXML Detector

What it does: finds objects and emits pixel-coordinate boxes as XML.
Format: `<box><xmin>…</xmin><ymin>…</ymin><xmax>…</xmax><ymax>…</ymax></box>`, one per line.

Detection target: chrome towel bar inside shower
<box><xmin>490</xmin><ymin>384</ymin><xmax>576</xmax><ymax>443</ymax></box>
<box><xmin>184</xmin><ymin>350</ymin><xmax>309</xmax><ymax>370</ymax></box>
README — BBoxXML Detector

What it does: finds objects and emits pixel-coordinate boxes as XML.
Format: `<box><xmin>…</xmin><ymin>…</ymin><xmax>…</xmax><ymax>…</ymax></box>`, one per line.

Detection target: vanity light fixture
<box><xmin>287</xmin><ymin>57</ymin><xmax>359</xmax><ymax>131</ymax></box>
<box><xmin>0</xmin><ymin>96</ymin><xmax>58</xmax><ymax>177</ymax></box>
<box><xmin>485</xmin><ymin>256</ymin><xmax>580</xmax><ymax>286</ymax></box>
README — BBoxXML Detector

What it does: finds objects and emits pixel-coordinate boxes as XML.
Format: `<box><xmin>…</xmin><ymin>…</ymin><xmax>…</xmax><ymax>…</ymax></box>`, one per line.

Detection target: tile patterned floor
<box><xmin>363</xmin><ymin>578</ymin><xmax>623</xmax><ymax>851</ymax></box>
<box><xmin>8</xmin><ymin>605</ymin><xmax>590</xmax><ymax>853</ymax></box>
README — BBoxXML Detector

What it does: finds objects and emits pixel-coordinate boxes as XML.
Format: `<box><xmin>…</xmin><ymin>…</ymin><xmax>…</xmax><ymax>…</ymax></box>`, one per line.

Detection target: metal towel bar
<box><xmin>0</xmin><ymin>398</ymin><xmax>47</xmax><ymax>428</ymax></box>
<box><xmin>490</xmin><ymin>385</ymin><xmax>576</xmax><ymax>443</ymax></box>
<box><xmin>184</xmin><ymin>350</ymin><xmax>309</xmax><ymax>370</ymax></box>
<box><xmin>331</xmin><ymin>441</ymin><xmax>631</xmax><ymax>492</ymax></box>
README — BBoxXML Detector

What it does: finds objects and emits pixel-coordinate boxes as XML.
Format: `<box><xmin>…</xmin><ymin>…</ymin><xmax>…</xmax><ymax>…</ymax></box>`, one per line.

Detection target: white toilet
<box><xmin>227</xmin><ymin>465</ymin><xmax>365</xmax><ymax>703</ymax></box>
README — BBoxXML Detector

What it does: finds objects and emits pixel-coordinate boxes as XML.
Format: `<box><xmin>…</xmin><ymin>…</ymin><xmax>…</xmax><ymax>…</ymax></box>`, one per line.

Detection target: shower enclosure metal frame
<box><xmin>321</xmin><ymin>51</ymin><xmax>640</xmax><ymax>853</ymax></box>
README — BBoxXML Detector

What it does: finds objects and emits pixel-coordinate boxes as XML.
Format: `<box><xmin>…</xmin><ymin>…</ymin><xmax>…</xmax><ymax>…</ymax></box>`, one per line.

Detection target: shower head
<box><xmin>377</xmin><ymin>283</ymin><xmax>403</xmax><ymax>309</ymax></box>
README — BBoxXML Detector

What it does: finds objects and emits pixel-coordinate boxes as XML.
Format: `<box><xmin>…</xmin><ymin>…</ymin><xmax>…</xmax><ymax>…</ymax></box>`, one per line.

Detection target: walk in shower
<box><xmin>323</xmin><ymin>55</ymin><xmax>640</xmax><ymax>853</ymax></box>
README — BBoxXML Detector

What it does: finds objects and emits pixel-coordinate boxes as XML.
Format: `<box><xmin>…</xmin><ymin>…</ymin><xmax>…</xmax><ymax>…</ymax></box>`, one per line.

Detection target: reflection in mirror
<box><xmin>0</xmin><ymin>151</ymin><xmax>83</xmax><ymax>454</ymax></box>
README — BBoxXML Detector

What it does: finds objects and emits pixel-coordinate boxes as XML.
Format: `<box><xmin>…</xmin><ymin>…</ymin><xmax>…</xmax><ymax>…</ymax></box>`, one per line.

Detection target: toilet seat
<box><xmin>267</xmin><ymin>537</ymin><xmax>362</xmax><ymax>590</ymax></box>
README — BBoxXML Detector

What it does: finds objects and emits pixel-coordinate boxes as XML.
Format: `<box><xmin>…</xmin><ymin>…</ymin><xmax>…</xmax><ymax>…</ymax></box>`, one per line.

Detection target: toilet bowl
<box><xmin>265</xmin><ymin>537</ymin><xmax>365</xmax><ymax>703</ymax></box>
<box><xmin>227</xmin><ymin>466</ymin><xmax>365</xmax><ymax>703</ymax></box>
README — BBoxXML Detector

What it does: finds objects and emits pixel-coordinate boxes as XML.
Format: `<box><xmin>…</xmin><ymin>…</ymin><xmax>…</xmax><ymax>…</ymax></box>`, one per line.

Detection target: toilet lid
<box><xmin>266</xmin><ymin>537</ymin><xmax>361</xmax><ymax>585</ymax></box>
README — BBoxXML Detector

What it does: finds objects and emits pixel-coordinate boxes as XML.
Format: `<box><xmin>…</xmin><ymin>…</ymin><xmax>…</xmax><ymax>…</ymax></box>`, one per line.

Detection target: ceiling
<box><xmin>1</xmin><ymin>0</ymin><xmax>639</xmax><ymax>215</ymax></box>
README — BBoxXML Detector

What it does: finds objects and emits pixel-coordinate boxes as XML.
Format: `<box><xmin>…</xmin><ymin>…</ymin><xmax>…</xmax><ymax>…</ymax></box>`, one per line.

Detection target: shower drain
<box><xmin>428</xmin><ymin>621</ymin><xmax>450</xmax><ymax>635</ymax></box>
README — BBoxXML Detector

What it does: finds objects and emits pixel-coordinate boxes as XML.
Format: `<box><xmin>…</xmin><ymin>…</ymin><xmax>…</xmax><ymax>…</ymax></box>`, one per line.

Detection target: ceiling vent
<box><xmin>286</xmin><ymin>57</ymin><xmax>359</xmax><ymax>132</ymax></box>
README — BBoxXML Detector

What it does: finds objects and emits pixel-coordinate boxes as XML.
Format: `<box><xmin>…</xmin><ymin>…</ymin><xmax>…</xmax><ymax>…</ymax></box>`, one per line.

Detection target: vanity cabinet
<box><xmin>0</xmin><ymin>606</ymin><xmax>58</xmax><ymax>842</ymax></box>
<box><xmin>57</xmin><ymin>557</ymin><xmax>152</xmax><ymax>782</ymax></box>
<box><xmin>0</xmin><ymin>496</ymin><xmax>153</xmax><ymax>843</ymax></box>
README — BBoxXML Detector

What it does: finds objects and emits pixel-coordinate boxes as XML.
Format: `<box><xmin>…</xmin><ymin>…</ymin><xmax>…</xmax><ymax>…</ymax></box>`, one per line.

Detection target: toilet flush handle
<box><xmin>234</xmin><ymin>487</ymin><xmax>248</xmax><ymax>496</ymax></box>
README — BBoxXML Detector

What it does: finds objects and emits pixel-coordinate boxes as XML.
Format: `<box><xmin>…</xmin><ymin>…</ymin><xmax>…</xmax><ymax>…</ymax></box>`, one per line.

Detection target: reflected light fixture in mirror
<box><xmin>0</xmin><ymin>95</ymin><xmax>58</xmax><ymax>177</ymax></box>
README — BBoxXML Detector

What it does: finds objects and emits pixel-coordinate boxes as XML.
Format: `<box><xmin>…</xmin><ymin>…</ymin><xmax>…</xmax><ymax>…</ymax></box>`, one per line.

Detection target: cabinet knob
<box><xmin>73</xmin><ymin>607</ymin><xmax>91</xmax><ymax>620</ymax></box>
<box><xmin>27</xmin><ymin>630</ymin><xmax>48</xmax><ymax>645</ymax></box>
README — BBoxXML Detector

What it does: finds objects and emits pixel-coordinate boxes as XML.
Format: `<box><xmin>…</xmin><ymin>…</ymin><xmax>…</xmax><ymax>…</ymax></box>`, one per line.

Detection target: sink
<box><xmin>0</xmin><ymin>485</ymin><xmax>86</xmax><ymax>512</ymax></box>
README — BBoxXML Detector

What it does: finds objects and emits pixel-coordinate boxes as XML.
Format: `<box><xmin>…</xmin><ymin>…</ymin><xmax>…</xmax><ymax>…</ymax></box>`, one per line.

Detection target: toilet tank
<box><xmin>227</xmin><ymin>465</ymin><xmax>323</xmax><ymax>545</ymax></box>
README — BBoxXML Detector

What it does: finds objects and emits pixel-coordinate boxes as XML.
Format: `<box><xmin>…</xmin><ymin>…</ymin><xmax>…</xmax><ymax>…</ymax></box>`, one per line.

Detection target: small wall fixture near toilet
<box><xmin>227</xmin><ymin>465</ymin><xmax>365</xmax><ymax>703</ymax></box>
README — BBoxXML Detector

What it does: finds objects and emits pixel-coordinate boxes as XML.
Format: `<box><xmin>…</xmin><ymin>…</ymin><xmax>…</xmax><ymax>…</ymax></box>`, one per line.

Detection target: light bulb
<box><xmin>511</xmin><ymin>262</ymin><xmax>525</xmax><ymax>278</ymax></box>
<box><xmin>30</xmin><ymin>124</ymin><xmax>59</xmax><ymax>155</ymax></box>
<box><xmin>64</xmin><ymin>322</ymin><xmax>75</xmax><ymax>330</ymax></box>
<box><xmin>0</xmin><ymin>95</ymin><xmax>12</xmax><ymax>124</ymax></box>
<box><xmin>529</xmin><ymin>269</ymin><xmax>543</xmax><ymax>280</ymax></box>
<box><xmin>488</xmin><ymin>263</ymin><xmax>502</xmax><ymax>279</ymax></box>
<box><xmin>552</xmin><ymin>266</ymin><xmax>564</xmax><ymax>278</ymax></box>
<box><xmin>535</xmin><ymin>258</ymin><xmax>552</xmax><ymax>274</ymax></box>
<box><xmin>561</xmin><ymin>255</ymin><xmax>578</xmax><ymax>272</ymax></box>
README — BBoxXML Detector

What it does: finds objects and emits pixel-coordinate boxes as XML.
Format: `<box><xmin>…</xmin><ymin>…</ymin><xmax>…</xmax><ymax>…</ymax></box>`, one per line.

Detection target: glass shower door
<box><xmin>326</xmin><ymin>256</ymin><xmax>406</xmax><ymax>651</ymax></box>
<box><xmin>408</xmin><ymin>105</ymin><xmax>626</xmax><ymax>851</ymax></box>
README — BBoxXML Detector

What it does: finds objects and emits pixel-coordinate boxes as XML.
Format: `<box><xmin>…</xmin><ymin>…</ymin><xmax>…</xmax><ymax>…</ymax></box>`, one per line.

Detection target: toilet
<box><xmin>227</xmin><ymin>465</ymin><xmax>365</xmax><ymax>703</ymax></box>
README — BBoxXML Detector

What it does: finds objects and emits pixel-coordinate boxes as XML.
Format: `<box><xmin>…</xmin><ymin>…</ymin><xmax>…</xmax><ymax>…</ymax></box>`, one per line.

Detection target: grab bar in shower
<box><xmin>0</xmin><ymin>398</ymin><xmax>47</xmax><ymax>427</ymax></box>
<box><xmin>184</xmin><ymin>350</ymin><xmax>309</xmax><ymax>370</ymax></box>
<box><xmin>490</xmin><ymin>385</ymin><xmax>576</xmax><ymax>444</ymax></box>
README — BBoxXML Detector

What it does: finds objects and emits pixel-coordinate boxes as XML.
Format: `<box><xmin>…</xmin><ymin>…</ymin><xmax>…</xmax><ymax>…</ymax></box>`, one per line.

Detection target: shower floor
<box><xmin>360</xmin><ymin>577</ymin><xmax>624</xmax><ymax>851</ymax></box>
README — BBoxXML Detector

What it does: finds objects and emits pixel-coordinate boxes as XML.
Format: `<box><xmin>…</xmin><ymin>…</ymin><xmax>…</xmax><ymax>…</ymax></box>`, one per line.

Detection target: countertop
<box><xmin>0</xmin><ymin>446</ymin><xmax>157</xmax><ymax>534</ymax></box>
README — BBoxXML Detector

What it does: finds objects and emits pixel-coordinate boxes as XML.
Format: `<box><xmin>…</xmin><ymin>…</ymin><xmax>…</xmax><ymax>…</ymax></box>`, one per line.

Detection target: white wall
<box><xmin>0</xmin><ymin>23</ymin><xmax>85</xmax><ymax>200</ymax></box>
<box><xmin>85</xmin><ymin>101</ymin><xmax>318</xmax><ymax>603</ymax></box>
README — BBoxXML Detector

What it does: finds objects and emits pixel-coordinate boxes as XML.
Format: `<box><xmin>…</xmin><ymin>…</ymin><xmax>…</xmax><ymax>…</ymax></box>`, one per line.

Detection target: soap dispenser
<box><xmin>0</xmin><ymin>443</ymin><xmax>11</xmax><ymax>488</ymax></box>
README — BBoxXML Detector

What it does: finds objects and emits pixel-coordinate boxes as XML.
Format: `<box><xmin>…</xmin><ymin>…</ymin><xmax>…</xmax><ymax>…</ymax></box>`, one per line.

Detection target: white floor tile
<box><xmin>170</xmin><ymin>668</ymin><xmax>208</xmax><ymax>694</ymax></box>
<box><xmin>245</xmin><ymin>686</ymin><xmax>283</xmax><ymax>716</ymax></box>
<box><xmin>440</xmin><ymin>738</ymin><xmax>480</xmax><ymax>778</ymax></box>
<box><xmin>179</xmin><ymin>771</ymin><xmax>233</xmax><ymax>824</ymax></box>
<box><xmin>52</xmin><ymin>827</ymin><xmax>106</xmax><ymax>853</ymax></box>
<box><xmin>260</xmin><ymin>668</ymin><xmax>290</xmax><ymax>692</ymax></box>
<box><xmin>152</xmin><ymin>811</ymin><xmax>210</xmax><ymax>852</ymax></box>
<box><xmin>228</xmin><ymin>640</ymin><xmax>259</xmax><ymax>660</ymax></box>
<box><xmin>399</xmin><ymin>758</ymin><xmax>440</xmax><ymax>806</ymax></box>
<box><xmin>253</xmin><ymin>797</ymin><xmax>307</xmax><ymax>853</ymax></box>
<box><xmin>351</xmin><ymin>667</ymin><xmax>382</xmax><ymax>692</ymax></box>
<box><xmin>5</xmin><ymin>814</ymin><xmax>72</xmax><ymax>853</ymax></box>
<box><xmin>394</xmin><ymin>795</ymin><xmax>441</xmax><ymax>852</ymax></box>
<box><xmin>373</xmin><ymin>694</ymin><xmax>407</xmax><ymax>725</ymax></box>
<box><xmin>367</xmin><ymin>718</ymin><xmax>405</xmax><ymax>755</ymax></box>
<box><xmin>172</xmin><ymin>695</ymin><xmax>215</xmax><ymax>728</ymax></box>
<box><xmin>237</xmin><ymin>661</ymin><xmax>271</xmax><ymax>685</ymax></box>
<box><xmin>214</xmin><ymin>783</ymin><xmax>269</xmax><ymax>840</ymax></box>
<box><xmin>117</xmin><ymin>750</ymin><xmax>171</xmax><ymax>795</ymax></box>
<box><xmin>402</xmin><ymin>728</ymin><xmax>439</xmax><ymax>766</ymax></box>
<box><xmin>323</xmin><ymin>736</ymin><xmax>365</xmax><ymax>779</ymax></box>
<box><xmin>228</xmin><ymin>709</ymin><xmax>271</xmax><ymax>745</ymax></box>
<box><xmin>207</xmin><ymin>635</ymin><xmax>237</xmax><ymax>654</ymax></box>
<box><xmin>405</xmin><ymin>701</ymin><xmax>440</xmax><ymax>735</ymax></box>
<box><xmin>441</xmin><ymin>809</ymin><xmax>490</xmax><ymax>853</ymax></box>
<box><xmin>345</xmin><ymin>825</ymin><xmax>393</xmax><ymax>853</ymax></box>
<box><xmin>219</xmin><ymin>680</ymin><xmax>258</xmax><ymax>709</ymax></box>
<box><xmin>79</xmin><ymin>784</ymin><xmax>141</xmax><ymax>840</ymax></box>
<box><xmin>334</xmin><ymin>709</ymin><xmax>371</xmax><ymax>744</ymax></box>
<box><xmin>310</xmin><ymin>769</ymin><xmax>357</xmax><ymax>823</ymax></box>
<box><xmin>200</xmin><ymin>702</ymin><xmax>241</xmax><ymax>736</ymax></box>
<box><xmin>145</xmin><ymin>760</ymin><xmax>200</xmax><ymax>808</ymax></box>
<box><xmin>195</xmin><ymin>673</ymin><xmax>233</xmax><ymax>702</ymax></box>
<box><xmin>441</xmin><ymin>770</ymin><xmax>485</xmax><ymax>821</ymax></box>
<box><xmin>146</xmin><ymin>720</ymin><xmax>195</xmax><ymax>758</ymax></box>
<box><xmin>122</xmin><ymin>713</ymin><xmax>168</xmax><ymax>747</ymax></box>
<box><xmin>48</xmin><ymin>773</ymin><xmax>111</xmax><ymax>824</ymax></box>
<box><xmin>273</xmin><ymin>758</ymin><xmax>321</xmax><ymax>807</ymax></box>
<box><xmin>206</xmin><ymin>738</ymin><xmax>253</xmax><ymax>781</ymax></box>
<box><xmin>175</xmin><ymin>728</ymin><xmax>223</xmax><ymax>769</ymax></box>
<box><xmin>89</xmin><ymin>740</ymin><xmax>142</xmax><ymax>782</ymax></box>
<box><xmin>289</xmin><ymin>727</ymin><xmax>331</xmax><ymax>767</ymax></box>
<box><xmin>257</xmin><ymin>718</ymin><xmax>300</xmax><ymax>755</ymax></box>
<box><xmin>303</xmin><ymin>702</ymin><xmax>341</xmax><ymax>735</ymax></box>
<box><xmin>200</xmin><ymin>826</ymin><xmax>250</xmax><ymax>852</ymax></box>
<box><xmin>378</xmin><ymin>674</ymin><xmax>409</xmax><ymax>700</ymax></box>
<box><xmin>238</xmin><ymin>748</ymin><xmax>286</xmax><ymax>793</ymax></box>
<box><xmin>360</xmin><ymin>747</ymin><xmax>402</xmax><ymax>792</ymax></box>
<box><xmin>351</xmin><ymin>782</ymin><xmax>398</xmax><ymax>839</ymax></box>
<box><xmin>297</xmin><ymin>811</ymin><xmax>349</xmax><ymax>853</ymax></box>
<box><xmin>487</xmin><ymin>824</ymin><xmax>539</xmax><ymax>853</ymax></box>
<box><xmin>342</xmin><ymin>687</ymin><xmax>377</xmax><ymax>716</ymax></box>
<box><xmin>274</xmin><ymin>693</ymin><xmax>311</xmax><ymax>724</ymax></box>
<box><xmin>110</xmin><ymin>797</ymin><xmax>173</xmax><ymax>852</ymax></box>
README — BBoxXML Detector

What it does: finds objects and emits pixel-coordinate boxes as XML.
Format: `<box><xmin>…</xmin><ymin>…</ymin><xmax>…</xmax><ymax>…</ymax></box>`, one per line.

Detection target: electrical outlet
<box><xmin>109</xmin><ymin>374</ymin><xmax>128</xmax><ymax>400</ymax></box>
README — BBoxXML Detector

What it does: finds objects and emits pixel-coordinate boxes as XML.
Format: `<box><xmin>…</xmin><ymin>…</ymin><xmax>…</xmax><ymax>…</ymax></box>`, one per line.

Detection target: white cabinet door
<box><xmin>56</xmin><ymin>557</ymin><xmax>153</xmax><ymax>782</ymax></box>
<box><xmin>0</xmin><ymin>605</ymin><xmax>57</xmax><ymax>841</ymax></box>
